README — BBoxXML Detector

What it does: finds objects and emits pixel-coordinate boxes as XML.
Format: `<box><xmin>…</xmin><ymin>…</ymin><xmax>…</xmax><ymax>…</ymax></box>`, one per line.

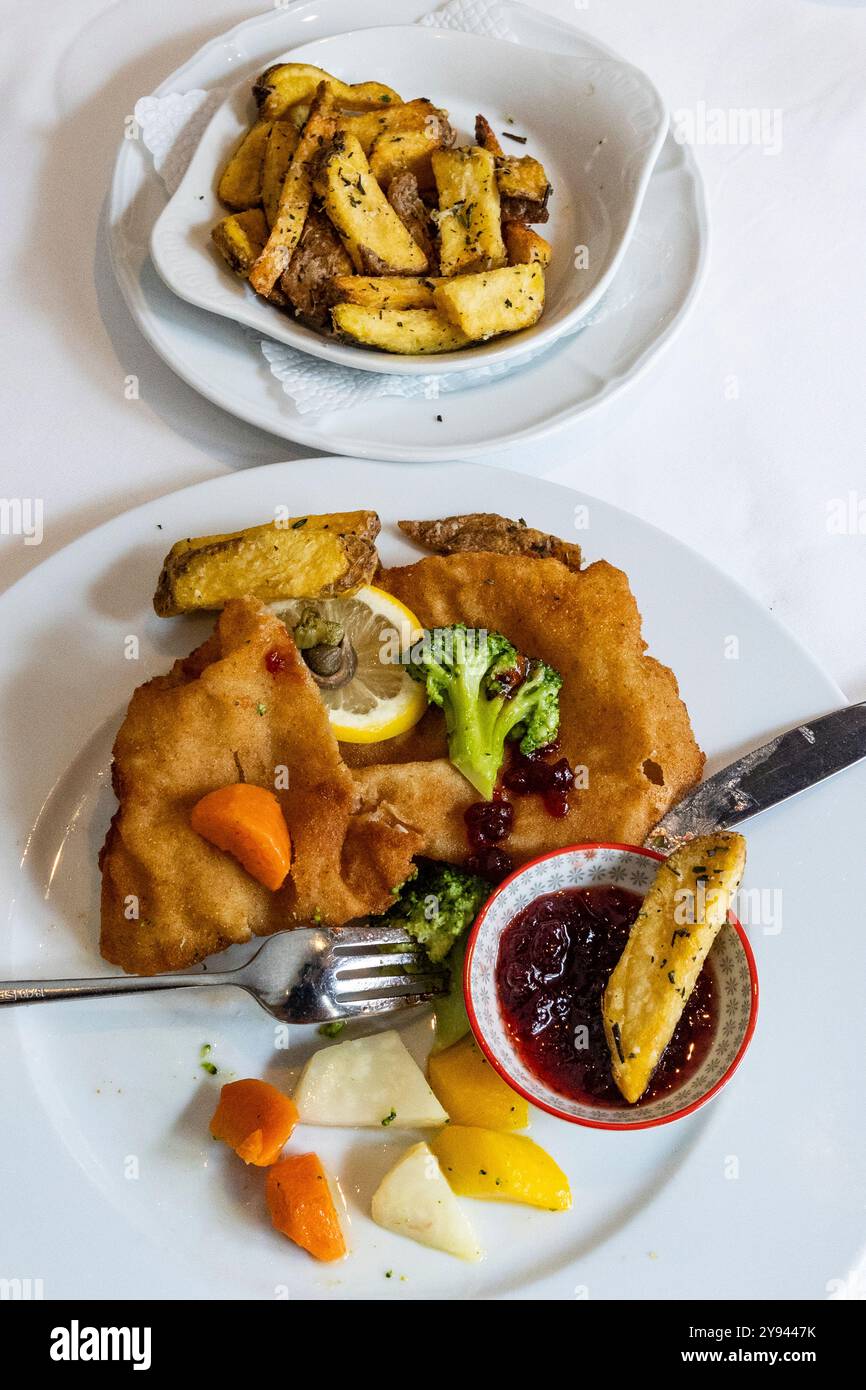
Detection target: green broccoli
<box><xmin>406</xmin><ymin>625</ymin><xmax>562</xmax><ymax>800</ymax></box>
<box><xmin>386</xmin><ymin>859</ymin><xmax>490</xmax><ymax>964</ymax></box>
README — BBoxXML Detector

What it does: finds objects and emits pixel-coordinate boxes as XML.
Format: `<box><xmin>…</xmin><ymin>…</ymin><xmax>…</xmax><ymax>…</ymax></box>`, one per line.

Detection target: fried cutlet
<box><xmin>99</xmin><ymin>598</ymin><xmax>422</xmax><ymax>975</ymax></box>
<box><xmin>348</xmin><ymin>553</ymin><xmax>704</xmax><ymax>860</ymax></box>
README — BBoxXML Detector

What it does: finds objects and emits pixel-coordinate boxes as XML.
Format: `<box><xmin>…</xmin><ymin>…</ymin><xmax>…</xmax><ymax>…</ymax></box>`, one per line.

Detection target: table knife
<box><xmin>645</xmin><ymin>702</ymin><xmax>866</xmax><ymax>853</ymax></box>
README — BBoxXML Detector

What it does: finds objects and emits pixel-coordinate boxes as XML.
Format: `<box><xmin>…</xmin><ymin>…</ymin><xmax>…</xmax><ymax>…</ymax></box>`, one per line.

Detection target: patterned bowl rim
<box><xmin>464</xmin><ymin>841</ymin><xmax>759</xmax><ymax>1131</ymax></box>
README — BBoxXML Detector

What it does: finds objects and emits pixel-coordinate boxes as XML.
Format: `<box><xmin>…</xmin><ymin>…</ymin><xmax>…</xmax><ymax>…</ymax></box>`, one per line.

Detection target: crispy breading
<box><xmin>397</xmin><ymin>514</ymin><xmax>582</xmax><ymax>569</ymax></box>
<box><xmin>100</xmin><ymin>598</ymin><xmax>422</xmax><ymax>975</ymax></box>
<box><xmin>347</xmin><ymin>554</ymin><xmax>704</xmax><ymax>858</ymax></box>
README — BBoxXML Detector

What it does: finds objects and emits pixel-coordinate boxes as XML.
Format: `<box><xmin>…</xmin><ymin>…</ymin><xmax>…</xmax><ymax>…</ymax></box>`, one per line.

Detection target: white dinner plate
<box><xmin>1</xmin><ymin>459</ymin><xmax>863</xmax><ymax>1300</ymax></box>
<box><xmin>151</xmin><ymin>24</ymin><xmax>667</xmax><ymax>374</ymax></box>
<box><xmin>108</xmin><ymin>0</ymin><xmax>708</xmax><ymax>460</ymax></box>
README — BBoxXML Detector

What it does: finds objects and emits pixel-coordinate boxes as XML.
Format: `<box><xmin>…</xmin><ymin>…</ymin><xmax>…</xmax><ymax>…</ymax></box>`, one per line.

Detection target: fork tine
<box><xmin>333</xmin><ymin>972</ymin><xmax>447</xmax><ymax>998</ymax></box>
<box><xmin>332</xmin><ymin>949</ymin><xmax>430</xmax><ymax>974</ymax></box>
<box><xmin>327</xmin><ymin>925</ymin><xmax>417</xmax><ymax>952</ymax></box>
<box><xmin>331</xmin><ymin>992</ymin><xmax>442</xmax><ymax>1018</ymax></box>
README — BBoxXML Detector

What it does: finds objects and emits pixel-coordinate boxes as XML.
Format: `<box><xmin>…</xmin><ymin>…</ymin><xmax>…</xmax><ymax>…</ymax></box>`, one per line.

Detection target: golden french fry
<box><xmin>314</xmin><ymin>133</ymin><xmax>429</xmax><ymax>275</ymax></box>
<box><xmin>261</xmin><ymin>122</ymin><xmax>300</xmax><ymax>227</ymax></box>
<box><xmin>331</xmin><ymin>304</ymin><xmax>470</xmax><ymax>354</ymax></box>
<box><xmin>217</xmin><ymin>119</ymin><xmax>272</xmax><ymax>210</ymax></box>
<box><xmin>504</xmin><ymin>223</ymin><xmax>552</xmax><ymax>267</ymax></box>
<box><xmin>603</xmin><ymin>832</ymin><xmax>747</xmax><ymax>1103</ymax></box>
<box><xmin>249</xmin><ymin>84</ymin><xmax>337</xmax><ymax>297</ymax></box>
<box><xmin>211</xmin><ymin>209</ymin><xmax>269</xmax><ymax>276</ymax></box>
<box><xmin>432</xmin><ymin>146</ymin><xmax>507</xmax><ymax>277</ymax></box>
<box><xmin>153</xmin><ymin>511</ymin><xmax>381</xmax><ymax>617</ymax></box>
<box><xmin>329</xmin><ymin>274</ymin><xmax>444</xmax><ymax>310</ymax></box>
<box><xmin>434</xmin><ymin>263</ymin><xmax>544</xmax><ymax>339</ymax></box>
<box><xmin>253</xmin><ymin>61</ymin><xmax>401</xmax><ymax>120</ymax></box>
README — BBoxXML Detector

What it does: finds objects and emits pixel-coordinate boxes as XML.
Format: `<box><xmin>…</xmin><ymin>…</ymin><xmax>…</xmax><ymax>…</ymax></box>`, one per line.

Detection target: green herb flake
<box><xmin>381</xmin><ymin>1108</ymin><xmax>397</xmax><ymax>1127</ymax></box>
<box><xmin>318</xmin><ymin>1020</ymin><xmax>346</xmax><ymax>1039</ymax></box>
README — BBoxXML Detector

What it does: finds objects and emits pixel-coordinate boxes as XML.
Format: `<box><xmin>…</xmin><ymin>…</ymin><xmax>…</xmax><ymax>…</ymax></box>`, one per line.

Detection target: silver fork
<box><xmin>0</xmin><ymin>925</ymin><xmax>448</xmax><ymax>1025</ymax></box>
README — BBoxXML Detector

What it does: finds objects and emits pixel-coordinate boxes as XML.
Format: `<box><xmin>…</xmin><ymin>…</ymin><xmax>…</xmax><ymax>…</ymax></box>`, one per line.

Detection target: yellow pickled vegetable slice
<box><xmin>428</xmin><ymin>1036</ymin><xmax>528</xmax><ymax>1131</ymax></box>
<box><xmin>430</xmin><ymin>1126</ymin><xmax>571</xmax><ymax>1211</ymax></box>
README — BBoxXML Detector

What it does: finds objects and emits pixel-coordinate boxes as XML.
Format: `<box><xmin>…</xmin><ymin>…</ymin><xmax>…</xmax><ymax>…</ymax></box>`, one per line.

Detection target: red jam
<box><xmin>495</xmin><ymin>885</ymin><xmax>717</xmax><ymax>1108</ymax></box>
<box><xmin>503</xmin><ymin>748</ymin><xmax>575</xmax><ymax>818</ymax></box>
<box><xmin>465</xmin><ymin>801</ymin><xmax>514</xmax><ymax>882</ymax></box>
<box><xmin>265</xmin><ymin>647</ymin><xmax>290</xmax><ymax>674</ymax></box>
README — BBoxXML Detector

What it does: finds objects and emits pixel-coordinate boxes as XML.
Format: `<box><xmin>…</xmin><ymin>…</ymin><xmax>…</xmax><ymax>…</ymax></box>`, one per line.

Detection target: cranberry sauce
<box><xmin>465</xmin><ymin>799</ymin><xmax>514</xmax><ymax>883</ymax></box>
<box><xmin>495</xmin><ymin>885</ymin><xmax>717</xmax><ymax>1108</ymax></box>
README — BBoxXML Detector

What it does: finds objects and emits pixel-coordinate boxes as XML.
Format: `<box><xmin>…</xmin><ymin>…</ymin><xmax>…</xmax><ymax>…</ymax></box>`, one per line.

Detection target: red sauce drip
<box><xmin>503</xmin><ymin>748</ymin><xmax>574</xmax><ymax>818</ymax></box>
<box><xmin>265</xmin><ymin>647</ymin><xmax>290</xmax><ymax>674</ymax></box>
<box><xmin>495</xmin><ymin>885</ymin><xmax>717</xmax><ymax>1108</ymax></box>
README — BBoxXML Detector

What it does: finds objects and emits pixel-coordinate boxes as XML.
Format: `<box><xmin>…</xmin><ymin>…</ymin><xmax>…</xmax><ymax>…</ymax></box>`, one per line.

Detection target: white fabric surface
<box><xmin>1</xmin><ymin>0</ymin><xmax>865</xmax><ymax>698</ymax></box>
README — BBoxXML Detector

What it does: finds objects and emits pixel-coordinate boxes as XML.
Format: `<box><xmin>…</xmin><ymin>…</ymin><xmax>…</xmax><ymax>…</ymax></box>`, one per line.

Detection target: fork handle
<box><xmin>0</xmin><ymin>972</ymin><xmax>230</xmax><ymax>1007</ymax></box>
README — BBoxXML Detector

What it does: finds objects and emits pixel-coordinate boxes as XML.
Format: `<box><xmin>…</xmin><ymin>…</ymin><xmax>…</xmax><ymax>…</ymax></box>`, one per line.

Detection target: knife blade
<box><xmin>645</xmin><ymin>702</ymin><xmax>866</xmax><ymax>853</ymax></box>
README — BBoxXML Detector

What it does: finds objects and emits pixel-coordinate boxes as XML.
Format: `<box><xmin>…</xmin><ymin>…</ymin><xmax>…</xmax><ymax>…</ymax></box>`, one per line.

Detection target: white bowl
<box><xmin>150</xmin><ymin>24</ymin><xmax>668</xmax><ymax>376</ymax></box>
<box><xmin>465</xmin><ymin>844</ymin><xmax>759</xmax><ymax>1130</ymax></box>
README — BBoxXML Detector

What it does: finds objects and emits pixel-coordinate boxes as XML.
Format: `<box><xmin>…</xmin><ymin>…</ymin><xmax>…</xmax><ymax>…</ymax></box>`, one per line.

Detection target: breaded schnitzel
<box><xmin>100</xmin><ymin>598</ymin><xmax>422</xmax><ymax>975</ymax></box>
<box><xmin>347</xmin><ymin>554</ymin><xmax>704</xmax><ymax>860</ymax></box>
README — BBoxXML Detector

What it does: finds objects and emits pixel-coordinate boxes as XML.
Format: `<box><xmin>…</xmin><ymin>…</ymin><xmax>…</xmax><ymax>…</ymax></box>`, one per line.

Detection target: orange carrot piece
<box><xmin>266</xmin><ymin>1153</ymin><xmax>347</xmax><ymax>1262</ymax></box>
<box><xmin>190</xmin><ymin>783</ymin><xmax>292</xmax><ymax>890</ymax></box>
<box><xmin>210</xmin><ymin>1079</ymin><xmax>298</xmax><ymax>1166</ymax></box>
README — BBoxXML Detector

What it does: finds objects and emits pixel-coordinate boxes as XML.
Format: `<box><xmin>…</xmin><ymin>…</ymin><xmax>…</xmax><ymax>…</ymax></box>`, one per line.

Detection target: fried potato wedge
<box><xmin>504</xmin><ymin>223</ymin><xmax>552</xmax><ymax>267</ymax></box>
<box><xmin>329</xmin><ymin>274</ymin><xmax>444</xmax><ymax>309</ymax></box>
<box><xmin>250</xmin><ymin>85</ymin><xmax>337</xmax><ymax>297</ymax></box>
<box><xmin>496</xmin><ymin>154</ymin><xmax>551</xmax><ymax>204</ymax></box>
<box><xmin>474</xmin><ymin>113</ymin><xmax>505</xmax><ymax>157</ymax></box>
<box><xmin>261</xmin><ymin>121</ymin><xmax>300</xmax><ymax>227</ymax></box>
<box><xmin>153</xmin><ymin>511</ymin><xmax>381</xmax><ymax>617</ymax></box>
<box><xmin>217</xmin><ymin>118</ymin><xmax>273</xmax><ymax>210</ymax></box>
<box><xmin>331</xmin><ymin>304</ymin><xmax>470</xmax><ymax>354</ymax></box>
<box><xmin>432</xmin><ymin>146</ymin><xmax>507</xmax><ymax>277</ymax></box>
<box><xmin>314</xmin><ymin>133</ymin><xmax>429</xmax><ymax>274</ymax></box>
<box><xmin>342</xmin><ymin>100</ymin><xmax>452</xmax><ymax>157</ymax></box>
<box><xmin>434</xmin><ymin>263</ymin><xmax>544</xmax><ymax>339</ymax></box>
<box><xmin>398</xmin><ymin>514</ymin><xmax>581</xmax><ymax>568</ymax></box>
<box><xmin>253</xmin><ymin>61</ymin><xmax>401</xmax><ymax>120</ymax></box>
<box><xmin>603</xmin><ymin>832</ymin><xmax>747</xmax><ymax>1103</ymax></box>
<box><xmin>211</xmin><ymin>209</ymin><xmax>269</xmax><ymax>277</ymax></box>
<box><xmin>368</xmin><ymin>127</ymin><xmax>444</xmax><ymax>192</ymax></box>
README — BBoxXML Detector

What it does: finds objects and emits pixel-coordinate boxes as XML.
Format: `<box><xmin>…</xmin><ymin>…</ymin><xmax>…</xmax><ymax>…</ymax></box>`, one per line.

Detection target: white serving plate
<box><xmin>151</xmin><ymin>24</ymin><xmax>667</xmax><ymax>375</ymax></box>
<box><xmin>108</xmin><ymin>0</ymin><xmax>707</xmax><ymax>458</ymax></box>
<box><xmin>1</xmin><ymin>459</ymin><xmax>863</xmax><ymax>1300</ymax></box>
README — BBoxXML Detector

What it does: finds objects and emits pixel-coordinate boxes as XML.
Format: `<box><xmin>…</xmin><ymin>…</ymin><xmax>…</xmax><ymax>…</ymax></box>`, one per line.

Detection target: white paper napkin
<box><xmin>134</xmin><ymin>0</ymin><xmax>661</xmax><ymax>415</ymax></box>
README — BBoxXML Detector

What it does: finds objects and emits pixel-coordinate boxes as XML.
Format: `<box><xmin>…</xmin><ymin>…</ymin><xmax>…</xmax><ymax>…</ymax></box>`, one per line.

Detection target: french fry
<box><xmin>474</xmin><ymin>113</ymin><xmax>504</xmax><ymax>157</ymax></box>
<box><xmin>211</xmin><ymin>209</ymin><xmax>269</xmax><ymax>277</ymax></box>
<box><xmin>603</xmin><ymin>833</ymin><xmax>747</xmax><ymax>1103</ymax></box>
<box><xmin>504</xmin><ymin>223</ymin><xmax>552</xmax><ymax>267</ymax></box>
<box><xmin>496</xmin><ymin>154</ymin><xmax>551</xmax><ymax>203</ymax></box>
<box><xmin>217</xmin><ymin>119</ymin><xmax>273</xmax><ymax>210</ymax></box>
<box><xmin>434</xmin><ymin>263</ymin><xmax>544</xmax><ymax>339</ymax></box>
<box><xmin>253</xmin><ymin>62</ymin><xmax>401</xmax><ymax>120</ymax></box>
<box><xmin>314</xmin><ymin>134</ymin><xmax>429</xmax><ymax>274</ymax></box>
<box><xmin>249</xmin><ymin>84</ymin><xmax>337</xmax><ymax>298</ymax></box>
<box><xmin>341</xmin><ymin>100</ymin><xmax>451</xmax><ymax>156</ymax></box>
<box><xmin>329</xmin><ymin>274</ymin><xmax>443</xmax><ymax>310</ymax></box>
<box><xmin>331</xmin><ymin>304</ymin><xmax>471</xmax><ymax>354</ymax></box>
<box><xmin>153</xmin><ymin>511</ymin><xmax>381</xmax><ymax>617</ymax></box>
<box><xmin>261</xmin><ymin>122</ymin><xmax>300</xmax><ymax>227</ymax></box>
<box><xmin>431</xmin><ymin>146</ymin><xmax>507</xmax><ymax>277</ymax></box>
<box><xmin>368</xmin><ymin>127</ymin><xmax>444</xmax><ymax>192</ymax></box>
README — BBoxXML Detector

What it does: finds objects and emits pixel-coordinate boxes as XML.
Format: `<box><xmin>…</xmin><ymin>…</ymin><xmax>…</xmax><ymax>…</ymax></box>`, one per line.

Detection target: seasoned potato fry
<box><xmin>253</xmin><ymin>62</ymin><xmax>401</xmax><ymax>120</ymax></box>
<box><xmin>603</xmin><ymin>833</ymin><xmax>747</xmax><ymax>1104</ymax></box>
<box><xmin>250</xmin><ymin>85</ymin><xmax>337</xmax><ymax>297</ymax></box>
<box><xmin>211</xmin><ymin>209</ymin><xmax>269</xmax><ymax>277</ymax></box>
<box><xmin>153</xmin><ymin>511</ymin><xmax>381</xmax><ymax>617</ymax></box>
<box><xmin>314</xmin><ymin>134</ymin><xmax>429</xmax><ymax>274</ymax></box>
<box><xmin>434</xmin><ymin>263</ymin><xmax>544</xmax><ymax>339</ymax></box>
<box><xmin>217</xmin><ymin>119</ymin><xmax>273</xmax><ymax>210</ymax></box>
<box><xmin>368</xmin><ymin>128</ymin><xmax>444</xmax><ymax>192</ymax></box>
<box><xmin>342</xmin><ymin>100</ymin><xmax>451</xmax><ymax>156</ymax></box>
<box><xmin>331</xmin><ymin>304</ymin><xmax>470</xmax><ymax>354</ymax></box>
<box><xmin>496</xmin><ymin>154</ymin><xmax>551</xmax><ymax>203</ymax></box>
<box><xmin>504</xmin><ymin>223</ymin><xmax>552</xmax><ymax>267</ymax></box>
<box><xmin>329</xmin><ymin>274</ymin><xmax>443</xmax><ymax>309</ymax></box>
<box><xmin>261</xmin><ymin>122</ymin><xmax>300</xmax><ymax>227</ymax></box>
<box><xmin>432</xmin><ymin>146</ymin><xmax>507</xmax><ymax>277</ymax></box>
<box><xmin>474</xmin><ymin>113</ymin><xmax>505</xmax><ymax>158</ymax></box>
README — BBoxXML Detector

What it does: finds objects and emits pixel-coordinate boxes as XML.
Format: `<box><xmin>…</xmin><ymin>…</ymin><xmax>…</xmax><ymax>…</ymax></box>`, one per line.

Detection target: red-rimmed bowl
<box><xmin>464</xmin><ymin>843</ymin><xmax>758</xmax><ymax>1130</ymax></box>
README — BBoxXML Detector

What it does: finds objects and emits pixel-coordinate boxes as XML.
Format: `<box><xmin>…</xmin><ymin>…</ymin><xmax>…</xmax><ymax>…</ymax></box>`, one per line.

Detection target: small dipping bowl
<box><xmin>465</xmin><ymin>843</ymin><xmax>758</xmax><ymax>1130</ymax></box>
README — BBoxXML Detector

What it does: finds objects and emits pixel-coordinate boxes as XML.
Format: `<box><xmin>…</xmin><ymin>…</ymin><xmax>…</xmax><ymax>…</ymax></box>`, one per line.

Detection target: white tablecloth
<box><xmin>2</xmin><ymin>0</ymin><xmax>865</xmax><ymax>696</ymax></box>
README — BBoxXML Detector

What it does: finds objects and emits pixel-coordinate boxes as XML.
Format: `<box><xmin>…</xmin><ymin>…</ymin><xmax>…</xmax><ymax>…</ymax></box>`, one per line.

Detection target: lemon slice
<box><xmin>270</xmin><ymin>585</ymin><xmax>427</xmax><ymax>743</ymax></box>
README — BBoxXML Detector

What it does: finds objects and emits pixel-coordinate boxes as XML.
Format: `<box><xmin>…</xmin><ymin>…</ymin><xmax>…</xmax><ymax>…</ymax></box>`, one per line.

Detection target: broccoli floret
<box><xmin>407</xmin><ymin>624</ymin><xmax>562</xmax><ymax>799</ymax></box>
<box><xmin>386</xmin><ymin>859</ymin><xmax>490</xmax><ymax>964</ymax></box>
